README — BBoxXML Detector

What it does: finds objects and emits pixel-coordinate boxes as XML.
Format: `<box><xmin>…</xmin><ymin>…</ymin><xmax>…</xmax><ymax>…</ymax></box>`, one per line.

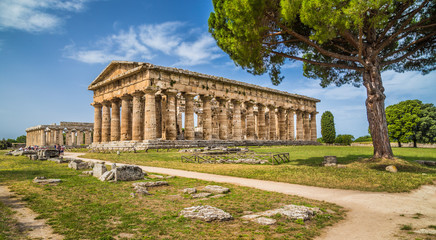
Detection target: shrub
<box><xmin>354</xmin><ymin>135</ymin><xmax>372</xmax><ymax>142</ymax></box>
<box><xmin>321</xmin><ymin>111</ymin><xmax>336</xmax><ymax>143</ymax></box>
<box><xmin>334</xmin><ymin>134</ymin><xmax>354</xmax><ymax>146</ymax></box>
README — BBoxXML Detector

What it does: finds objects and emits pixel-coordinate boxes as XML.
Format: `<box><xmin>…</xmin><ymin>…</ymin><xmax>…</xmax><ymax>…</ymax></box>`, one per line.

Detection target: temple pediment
<box><xmin>88</xmin><ymin>61</ymin><xmax>144</xmax><ymax>90</ymax></box>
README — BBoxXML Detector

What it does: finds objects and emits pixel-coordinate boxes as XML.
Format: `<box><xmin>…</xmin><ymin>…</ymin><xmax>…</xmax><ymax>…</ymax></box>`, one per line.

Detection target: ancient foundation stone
<box><xmin>114</xmin><ymin>165</ymin><xmax>144</xmax><ymax>181</ymax></box>
<box><xmin>203</xmin><ymin>185</ymin><xmax>230</xmax><ymax>194</ymax></box>
<box><xmin>33</xmin><ymin>177</ymin><xmax>61</xmax><ymax>185</ymax></box>
<box><xmin>68</xmin><ymin>160</ymin><xmax>91</xmax><ymax>170</ymax></box>
<box><xmin>132</xmin><ymin>181</ymin><xmax>168</xmax><ymax>188</ymax></box>
<box><xmin>180</xmin><ymin>205</ymin><xmax>233</xmax><ymax>222</ymax></box>
<box><xmin>322</xmin><ymin>156</ymin><xmax>337</xmax><ymax>166</ymax></box>
<box><xmin>192</xmin><ymin>192</ymin><xmax>212</xmax><ymax>198</ymax></box>
<box><xmin>183</xmin><ymin>188</ymin><xmax>197</xmax><ymax>194</ymax></box>
<box><xmin>253</xmin><ymin>217</ymin><xmax>277</xmax><ymax>225</ymax></box>
<box><xmin>93</xmin><ymin>162</ymin><xmax>107</xmax><ymax>178</ymax></box>
<box><xmin>99</xmin><ymin>170</ymin><xmax>115</xmax><ymax>181</ymax></box>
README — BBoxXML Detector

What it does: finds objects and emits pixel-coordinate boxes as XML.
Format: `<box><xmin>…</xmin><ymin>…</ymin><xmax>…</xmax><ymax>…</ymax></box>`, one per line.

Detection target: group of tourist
<box><xmin>18</xmin><ymin>145</ymin><xmax>65</xmax><ymax>155</ymax></box>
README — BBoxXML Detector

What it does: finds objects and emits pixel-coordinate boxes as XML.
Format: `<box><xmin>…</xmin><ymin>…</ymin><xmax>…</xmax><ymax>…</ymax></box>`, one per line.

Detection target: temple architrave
<box><xmin>89</xmin><ymin>61</ymin><xmax>320</xmax><ymax>149</ymax></box>
<box><xmin>26</xmin><ymin>122</ymin><xmax>93</xmax><ymax>147</ymax></box>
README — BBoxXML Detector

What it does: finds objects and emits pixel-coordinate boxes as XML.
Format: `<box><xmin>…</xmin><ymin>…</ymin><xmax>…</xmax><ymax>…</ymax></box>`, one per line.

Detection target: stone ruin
<box><xmin>179</xmin><ymin>205</ymin><xmax>233</xmax><ymax>222</ymax></box>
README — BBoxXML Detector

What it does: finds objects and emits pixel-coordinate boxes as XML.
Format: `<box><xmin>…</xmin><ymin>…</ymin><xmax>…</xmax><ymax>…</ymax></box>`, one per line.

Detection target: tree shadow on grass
<box><xmin>290</xmin><ymin>155</ymin><xmax>436</xmax><ymax>174</ymax></box>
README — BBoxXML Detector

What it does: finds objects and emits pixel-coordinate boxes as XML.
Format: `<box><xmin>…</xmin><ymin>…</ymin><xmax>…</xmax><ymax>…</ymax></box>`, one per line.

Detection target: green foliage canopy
<box><xmin>334</xmin><ymin>134</ymin><xmax>355</xmax><ymax>145</ymax></box>
<box><xmin>321</xmin><ymin>111</ymin><xmax>336</xmax><ymax>143</ymax></box>
<box><xmin>386</xmin><ymin>99</ymin><xmax>421</xmax><ymax>143</ymax></box>
<box><xmin>415</xmin><ymin>103</ymin><xmax>436</xmax><ymax>143</ymax></box>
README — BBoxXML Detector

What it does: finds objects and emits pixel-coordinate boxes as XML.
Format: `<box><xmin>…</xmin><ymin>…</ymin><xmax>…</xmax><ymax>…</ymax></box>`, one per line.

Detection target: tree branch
<box><xmin>381</xmin><ymin>40</ymin><xmax>433</xmax><ymax>66</ymax></box>
<box><xmin>382</xmin><ymin>32</ymin><xmax>436</xmax><ymax>59</ymax></box>
<box><xmin>269</xmin><ymin>50</ymin><xmax>364</xmax><ymax>71</ymax></box>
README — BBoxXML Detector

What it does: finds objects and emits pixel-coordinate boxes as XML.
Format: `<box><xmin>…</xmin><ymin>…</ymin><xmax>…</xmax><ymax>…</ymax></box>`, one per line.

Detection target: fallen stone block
<box><xmin>180</xmin><ymin>205</ymin><xmax>233</xmax><ymax>222</ymax></box>
<box><xmin>192</xmin><ymin>192</ymin><xmax>212</xmax><ymax>198</ymax></box>
<box><xmin>68</xmin><ymin>160</ymin><xmax>91</xmax><ymax>170</ymax></box>
<box><xmin>203</xmin><ymin>185</ymin><xmax>230</xmax><ymax>194</ymax></box>
<box><xmin>82</xmin><ymin>170</ymin><xmax>93</xmax><ymax>176</ymax></box>
<box><xmin>33</xmin><ymin>177</ymin><xmax>62</xmax><ymax>185</ymax></box>
<box><xmin>322</xmin><ymin>156</ymin><xmax>337</xmax><ymax>166</ymax></box>
<box><xmin>132</xmin><ymin>181</ymin><xmax>168</xmax><ymax>188</ymax></box>
<box><xmin>183</xmin><ymin>188</ymin><xmax>197</xmax><ymax>194</ymax></box>
<box><xmin>99</xmin><ymin>170</ymin><xmax>115</xmax><ymax>181</ymax></box>
<box><xmin>253</xmin><ymin>217</ymin><xmax>276</xmax><ymax>225</ymax></box>
<box><xmin>114</xmin><ymin>165</ymin><xmax>144</xmax><ymax>181</ymax></box>
<box><xmin>385</xmin><ymin>165</ymin><xmax>397</xmax><ymax>173</ymax></box>
<box><xmin>48</xmin><ymin>158</ymin><xmax>69</xmax><ymax>164</ymax></box>
<box><xmin>93</xmin><ymin>162</ymin><xmax>107</xmax><ymax>178</ymax></box>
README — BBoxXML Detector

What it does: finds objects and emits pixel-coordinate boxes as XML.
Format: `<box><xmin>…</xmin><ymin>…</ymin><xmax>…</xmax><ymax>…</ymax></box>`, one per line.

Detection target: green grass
<box><xmin>0</xmin><ymin>201</ymin><xmax>24</xmax><ymax>240</ymax></box>
<box><xmin>80</xmin><ymin>145</ymin><xmax>436</xmax><ymax>193</ymax></box>
<box><xmin>0</xmin><ymin>151</ymin><xmax>344</xmax><ymax>240</ymax></box>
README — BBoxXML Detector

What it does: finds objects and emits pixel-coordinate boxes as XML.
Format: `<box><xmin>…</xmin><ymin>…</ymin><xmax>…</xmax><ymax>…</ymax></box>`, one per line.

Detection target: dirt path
<box><xmin>0</xmin><ymin>184</ymin><xmax>64</xmax><ymax>240</ymax></box>
<box><xmin>67</xmin><ymin>152</ymin><xmax>436</xmax><ymax>239</ymax></box>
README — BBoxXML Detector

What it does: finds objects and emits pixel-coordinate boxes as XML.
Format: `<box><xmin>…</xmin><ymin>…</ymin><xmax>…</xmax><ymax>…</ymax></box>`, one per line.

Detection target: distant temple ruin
<box><xmin>88</xmin><ymin>61</ymin><xmax>319</xmax><ymax>149</ymax></box>
<box><xmin>26</xmin><ymin>122</ymin><xmax>93</xmax><ymax>146</ymax></box>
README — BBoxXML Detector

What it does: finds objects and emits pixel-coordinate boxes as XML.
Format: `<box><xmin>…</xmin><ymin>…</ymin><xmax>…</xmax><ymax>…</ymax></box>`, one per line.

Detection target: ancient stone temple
<box><xmin>89</xmin><ymin>61</ymin><xmax>319</xmax><ymax>149</ymax></box>
<box><xmin>26</xmin><ymin>122</ymin><xmax>94</xmax><ymax>147</ymax></box>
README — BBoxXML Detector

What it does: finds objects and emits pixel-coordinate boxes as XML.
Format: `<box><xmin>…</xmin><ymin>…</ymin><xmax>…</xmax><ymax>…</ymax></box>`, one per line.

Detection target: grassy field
<box><xmin>0</xmin><ymin>151</ymin><xmax>344</xmax><ymax>240</ymax></box>
<box><xmin>79</xmin><ymin>145</ymin><xmax>436</xmax><ymax>193</ymax></box>
<box><xmin>0</xmin><ymin>201</ymin><xmax>24</xmax><ymax>240</ymax></box>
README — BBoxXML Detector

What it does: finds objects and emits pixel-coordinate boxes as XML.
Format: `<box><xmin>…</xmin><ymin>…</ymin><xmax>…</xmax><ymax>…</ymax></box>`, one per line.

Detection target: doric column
<box><xmin>144</xmin><ymin>87</ymin><xmax>158</xmax><ymax>140</ymax></box>
<box><xmin>296</xmin><ymin>110</ymin><xmax>304</xmax><ymax>140</ymax></box>
<box><xmin>77</xmin><ymin>130</ymin><xmax>83</xmax><ymax>145</ymax></box>
<box><xmin>155</xmin><ymin>94</ymin><xmax>162</xmax><ymax>139</ymax></box>
<box><xmin>84</xmin><ymin>131</ymin><xmax>91</xmax><ymax>145</ymax></box>
<box><xmin>93</xmin><ymin>103</ymin><xmax>102</xmax><ymax>143</ymax></box>
<box><xmin>231</xmin><ymin>100</ymin><xmax>242</xmax><ymax>140</ymax></box>
<box><xmin>120</xmin><ymin>94</ymin><xmax>132</xmax><ymax>141</ymax></box>
<box><xmin>184</xmin><ymin>92</ymin><xmax>196</xmax><ymax>140</ymax></box>
<box><xmin>101</xmin><ymin>101</ymin><xmax>111</xmax><ymax>142</ymax></box>
<box><xmin>257</xmin><ymin>104</ymin><xmax>266</xmax><ymax>140</ymax></box>
<box><xmin>132</xmin><ymin>91</ymin><xmax>143</xmax><ymax>141</ymax></box>
<box><xmin>200</xmin><ymin>95</ymin><xmax>212</xmax><ymax>140</ymax></box>
<box><xmin>310</xmin><ymin>112</ymin><xmax>317</xmax><ymax>141</ymax></box>
<box><xmin>41</xmin><ymin>129</ymin><xmax>46</xmax><ymax>146</ymax></box>
<box><xmin>288</xmin><ymin>109</ymin><xmax>295</xmax><ymax>140</ymax></box>
<box><xmin>216</xmin><ymin>97</ymin><xmax>228</xmax><ymax>140</ymax></box>
<box><xmin>58</xmin><ymin>130</ymin><xmax>64</xmax><ymax>145</ymax></box>
<box><xmin>165</xmin><ymin>89</ymin><xmax>178</xmax><ymax>140</ymax></box>
<box><xmin>110</xmin><ymin>98</ymin><xmax>121</xmax><ymax>141</ymax></box>
<box><xmin>278</xmin><ymin>107</ymin><xmax>287</xmax><ymax>140</ymax></box>
<box><xmin>72</xmin><ymin>130</ymin><xmax>77</xmax><ymax>146</ymax></box>
<box><xmin>304</xmin><ymin>111</ymin><xmax>311</xmax><ymax>141</ymax></box>
<box><xmin>245</xmin><ymin>102</ymin><xmax>255</xmax><ymax>140</ymax></box>
<box><xmin>268</xmin><ymin>105</ymin><xmax>276</xmax><ymax>140</ymax></box>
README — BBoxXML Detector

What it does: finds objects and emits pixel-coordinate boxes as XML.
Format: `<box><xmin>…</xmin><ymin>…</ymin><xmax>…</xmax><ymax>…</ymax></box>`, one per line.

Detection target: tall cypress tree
<box><xmin>321</xmin><ymin>111</ymin><xmax>336</xmax><ymax>144</ymax></box>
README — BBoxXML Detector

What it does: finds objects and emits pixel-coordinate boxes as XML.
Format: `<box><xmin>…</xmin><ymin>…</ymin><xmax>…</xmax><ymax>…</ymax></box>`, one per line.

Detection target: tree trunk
<box><xmin>398</xmin><ymin>141</ymin><xmax>401</xmax><ymax>147</ymax></box>
<box><xmin>363</xmin><ymin>64</ymin><xmax>394</xmax><ymax>159</ymax></box>
<box><xmin>413</xmin><ymin>139</ymin><xmax>417</xmax><ymax>148</ymax></box>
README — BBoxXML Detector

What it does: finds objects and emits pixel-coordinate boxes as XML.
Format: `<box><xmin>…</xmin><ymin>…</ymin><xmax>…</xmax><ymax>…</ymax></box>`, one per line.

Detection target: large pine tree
<box><xmin>209</xmin><ymin>0</ymin><xmax>436</xmax><ymax>159</ymax></box>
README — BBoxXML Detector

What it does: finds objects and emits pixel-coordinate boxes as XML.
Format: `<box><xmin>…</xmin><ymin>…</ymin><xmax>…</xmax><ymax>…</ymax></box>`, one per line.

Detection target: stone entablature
<box><xmin>26</xmin><ymin>122</ymin><xmax>93</xmax><ymax>147</ymax></box>
<box><xmin>89</xmin><ymin>61</ymin><xmax>319</xmax><ymax>145</ymax></box>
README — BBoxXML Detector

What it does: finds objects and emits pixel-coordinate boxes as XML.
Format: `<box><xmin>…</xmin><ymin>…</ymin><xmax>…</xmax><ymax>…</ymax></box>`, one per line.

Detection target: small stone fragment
<box><xmin>179</xmin><ymin>205</ymin><xmax>233</xmax><ymax>222</ymax></box>
<box><xmin>183</xmin><ymin>188</ymin><xmax>197</xmax><ymax>194</ymax></box>
<box><xmin>385</xmin><ymin>165</ymin><xmax>398</xmax><ymax>173</ymax></box>
<box><xmin>132</xmin><ymin>181</ymin><xmax>169</xmax><ymax>188</ymax></box>
<box><xmin>240</xmin><ymin>214</ymin><xmax>261</xmax><ymax>220</ymax></box>
<box><xmin>149</xmin><ymin>175</ymin><xmax>164</xmax><ymax>179</ymax></box>
<box><xmin>413</xmin><ymin>229</ymin><xmax>436</xmax><ymax>235</ymax></box>
<box><xmin>322</xmin><ymin>156</ymin><xmax>337</xmax><ymax>166</ymax></box>
<box><xmin>93</xmin><ymin>162</ymin><xmax>107</xmax><ymax>178</ymax></box>
<box><xmin>82</xmin><ymin>170</ymin><xmax>93</xmax><ymax>176</ymax></box>
<box><xmin>192</xmin><ymin>192</ymin><xmax>212</xmax><ymax>198</ymax></box>
<box><xmin>99</xmin><ymin>170</ymin><xmax>115</xmax><ymax>181</ymax></box>
<box><xmin>253</xmin><ymin>217</ymin><xmax>276</xmax><ymax>225</ymax></box>
<box><xmin>135</xmin><ymin>186</ymin><xmax>151</xmax><ymax>196</ymax></box>
<box><xmin>33</xmin><ymin>177</ymin><xmax>62</xmax><ymax>185</ymax></box>
<box><xmin>209</xmin><ymin>194</ymin><xmax>226</xmax><ymax>199</ymax></box>
<box><xmin>203</xmin><ymin>185</ymin><xmax>230</xmax><ymax>194</ymax></box>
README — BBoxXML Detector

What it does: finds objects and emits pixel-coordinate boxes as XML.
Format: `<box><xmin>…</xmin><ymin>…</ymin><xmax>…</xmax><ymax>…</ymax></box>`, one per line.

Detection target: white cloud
<box><xmin>65</xmin><ymin>22</ymin><xmax>223</xmax><ymax>66</ymax></box>
<box><xmin>0</xmin><ymin>0</ymin><xmax>90</xmax><ymax>32</ymax></box>
<box><xmin>175</xmin><ymin>34</ymin><xmax>222</xmax><ymax>66</ymax></box>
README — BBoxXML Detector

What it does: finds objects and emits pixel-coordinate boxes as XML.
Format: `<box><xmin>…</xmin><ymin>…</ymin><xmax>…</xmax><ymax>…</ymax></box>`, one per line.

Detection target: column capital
<box><xmin>120</xmin><ymin>94</ymin><xmax>132</xmax><ymax>100</ymax></box>
<box><xmin>111</xmin><ymin>97</ymin><xmax>121</xmax><ymax>103</ymax></box>
<box><xmin>183</xmin><ymin>92</ymin><xmax>196</xmax><ymax>97</ymax></box>
<box><xmin>267</xmin><ymin>104</ymin><xmax>276</xmax><ymax>110</ymax></box>
<box><xmin>132</xmin><ymin>90</ymin><xmax>144</xmax><ymax>97</ymax></box>
<box><xmin>231</xmin><ymin>99</ymin><xmax>242</xmax><ymax>105</ymax></box>
<box><xmin>200</xmin><ymin>95</ymin><xmax>213</xmax><ymax>101</ymax></box>
<box><xmin>102</xmin><ymin>100</ymin><xmax>111</xmax><ymax>106</ymax></box>
<box><xmin>144</xmin><ymin>86</ymin><xmax>159</xmax><ymax>94</ymax></box>
<box><xmin>245</xmin><ymin>101</ymin><xmax>255</xmax><ymax>107</ymax></box>
<box><xmin>215</xmin><ymin>96</ymin><xmax>229</xmax><ymax>103</ymax></box>
<box><xmin>165</xmin><ymin>89</ymin><xmax>178</xmax><ymax>96</ymax></box>
<box><xmin>91</xmin><ymin>102</ymin><xmax>102</xmax><ymax>107</ymax></box>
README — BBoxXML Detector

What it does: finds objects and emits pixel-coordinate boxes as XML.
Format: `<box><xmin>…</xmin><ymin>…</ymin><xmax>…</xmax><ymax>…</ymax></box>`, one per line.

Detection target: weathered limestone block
<box><xmin>133</xmin><ymin>181</ymin><xmax>168</xmax><ymax>188</ymax></box>
<box><xmin>33</xmin><ymin>177</ymin><xmax>61</xmax><ymax>185</ymax></box>
<box><xmin>192</xmin><ymin>192</ymin><xmax>212</xmax><ymax>198</ymax></box>
<box><xmin>179</xmin><ymin>205</ymin><xmax>233</xmax><ymax>222</ymax></box>
<box><xmin>259</xmin><ymin>204</ymin><xmax>319</xmax><ymax>221</ymax></box>
<box><xmin>253</xmin><ymin>217</ymin><xmax>277</xmax><ymax>225</ymax></box>
<box><xmin>183</xmin><ymin>188</ymin><xmax>197</xmax><ymax>194</ymax></box>
<box><xmin>385</xmin><ymin>165</ymin><xmax>397</xmax><ymax>173</ymax></box>
<box><xmin>202</xmin><ymin>185</ymin><xmax>230</xmax><ymax>194</ymax></box>
<box><xmin>93</xmin><ymin>162</ymin><xmax>107</xmax><ymax>178</ymax></box>
<box><xmin>114</xmin><ymin>165</ymin><xmax>144</xmax><ymax>181</ymax></box>
<box><xmin>322</xmin><ymin>156</ymin><xmax>337</xmax><ymax>166</ymax></box>
<box><xmin>99</xmin><ymin>169</ymin><xmax>115</xmax><ymax>181</ymax></box>
<box><xmin>68</xmin><ymin>160</ymin><xmax>91</xmax><ymax>170</ymax></box>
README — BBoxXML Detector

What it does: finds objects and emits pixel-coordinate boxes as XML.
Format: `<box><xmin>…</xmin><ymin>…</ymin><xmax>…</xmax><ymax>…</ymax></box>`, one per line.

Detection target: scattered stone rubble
<box><xmin>413</xmin><ymin>228</ymin><xmax>436</xmax><ymax>235</ymax></box>
<box><xmin>131</xmin><ymin>181</ymin><xmax>169</xmax><ymax>196</ymax></box>
<box><xmin>202</xmin><ymin>185</ymin><xmax>230</xmax><ymax>194</ymax></box>
<box><xmin>203</xmin><ymin>159</ymin><xmax>269</xmax><ymax>164</ymax></box>
<box><xmin>179</xmin><ymin>205</ymin><xmax>233</xmax><ymax>222</ymax></box>
<box><xmin>98</xmin><ymin>164</ymin><xmax>145</xmax><ymax>182</ymax></box>
<box><xmin>179</xmin><ymin>147</ymin><xmax>250</xmax><ymax>153</ymax></box>
<box><xmin>241</xmin><ymin>204</ymin><xmax>320</xmax><ymax>225</ymax></box>
<box><xmin>32</xmin><ymin>176</ymin><xmax>62</xmax><ymax>185</ymax></box>
<box><xmin>192</xmin><ymin>192</ymin><xmax>212</xmax><ymax>198</ymax></box>
<box><xmin>415</xmin><ymin>160</ymin><xmax>436</xmax><ymax>166</ymax></box>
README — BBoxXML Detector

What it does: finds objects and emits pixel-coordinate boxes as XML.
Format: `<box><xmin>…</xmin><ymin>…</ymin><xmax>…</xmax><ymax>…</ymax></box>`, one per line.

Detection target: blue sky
<box><xmin>0</xmin><ymin>0</ymin><xmax>435</xmax><ymax>140</ymax></box>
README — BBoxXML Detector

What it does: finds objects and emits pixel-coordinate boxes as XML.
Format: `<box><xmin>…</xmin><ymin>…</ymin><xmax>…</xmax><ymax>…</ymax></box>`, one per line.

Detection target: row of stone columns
<box><xmin>93</xmin><ymin>88</ymin><xmax>317</xmax><ymax>143</ymax></box>
<box><xmin>26</xmin><ymin>129</ymin><xmax>92</xmax><ymax>146</ymax></box>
